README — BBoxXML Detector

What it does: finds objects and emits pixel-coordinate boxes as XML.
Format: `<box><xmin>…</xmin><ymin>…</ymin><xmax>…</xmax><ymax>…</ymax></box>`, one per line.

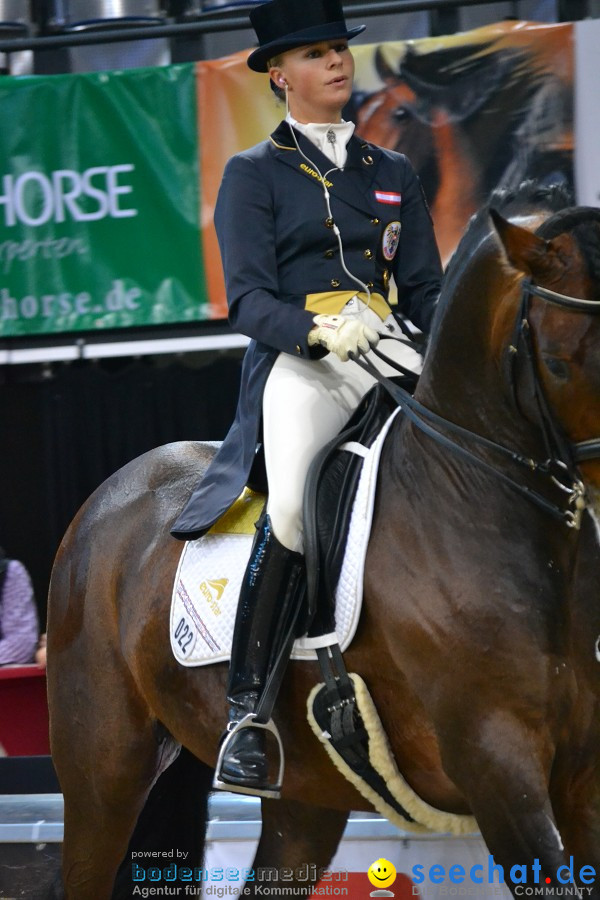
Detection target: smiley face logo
<box><xmin>368</xmin><ymin>857</ymin><xmax>397</xmax><ymax>893</ymax></box>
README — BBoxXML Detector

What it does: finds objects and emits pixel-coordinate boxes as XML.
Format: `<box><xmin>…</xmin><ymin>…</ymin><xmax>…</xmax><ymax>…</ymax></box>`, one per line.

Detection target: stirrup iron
<box><xmin>213</xmin><ymin>713</ymin><xmax>285</xmax><ymax>799</ymax></box>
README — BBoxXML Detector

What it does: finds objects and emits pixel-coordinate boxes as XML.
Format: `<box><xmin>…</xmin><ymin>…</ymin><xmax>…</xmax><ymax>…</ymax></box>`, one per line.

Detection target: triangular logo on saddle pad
<box><xmin>206</xmin><ymin>578</ymin><xmax>228</xmax><ymax>598</ymax></box>
<box><xmin>199</xmin><ymin>577</ymin><xmax>229</xmax><ymax>611</ymax></box>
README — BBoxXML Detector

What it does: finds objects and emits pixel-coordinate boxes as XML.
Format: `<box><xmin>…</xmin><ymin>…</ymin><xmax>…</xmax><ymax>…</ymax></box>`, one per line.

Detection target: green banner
<box><xmin>0</xmin><ymin>64</ymin><xmax>206</xmax><ymax>337</ymax></box>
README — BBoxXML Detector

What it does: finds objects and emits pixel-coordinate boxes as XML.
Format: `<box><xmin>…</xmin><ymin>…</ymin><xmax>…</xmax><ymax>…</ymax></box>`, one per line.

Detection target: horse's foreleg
<box><xmin>470</xmin><ymin>795</ymin><xmax>568</xmax><ymax>898</ymax></box>
<box><xmin>553</xmin><ymin>759</ymin><xmax>600</xmax><ymax>899</ymax></box>
<box><xmin>243</xmin><ymin>798</ymin><xmax>349</xmax><ymax>896</ymax></box>
<box><xmin>442</xmin><ymin>715</ymin><xmax>568</xmax><ymax>898</ymax></box>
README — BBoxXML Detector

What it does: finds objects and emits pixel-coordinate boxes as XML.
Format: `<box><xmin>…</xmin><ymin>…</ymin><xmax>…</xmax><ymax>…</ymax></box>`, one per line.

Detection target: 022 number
<box><xmin>175</xmin><ymin>617</ymin><xmax>194</xmax><ymax>655</ymax></box>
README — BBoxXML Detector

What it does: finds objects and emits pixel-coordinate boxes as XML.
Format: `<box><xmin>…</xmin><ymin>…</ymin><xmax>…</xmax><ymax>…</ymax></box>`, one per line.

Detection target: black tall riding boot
<box><xmin>215</xmin><ymin>513</ymin><xmax>305</xmax><ymax>796</ymax></box>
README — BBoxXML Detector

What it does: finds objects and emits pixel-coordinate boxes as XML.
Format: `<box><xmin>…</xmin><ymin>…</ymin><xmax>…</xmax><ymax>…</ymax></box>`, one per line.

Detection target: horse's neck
<box><xmin>415</xmin><ymin>259</ymin><xmax>546</xmax><ymax>462</ymax></box>
<box><xmin>418</xmin><ymin>285</ymin><xmax>511</xmax><ymax>432</ymax></box>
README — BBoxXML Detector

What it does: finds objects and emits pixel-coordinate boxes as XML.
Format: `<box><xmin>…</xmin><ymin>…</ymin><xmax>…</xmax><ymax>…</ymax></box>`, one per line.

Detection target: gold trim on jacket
<box><xmin>305</xmin><ymin>290</ymin><xmax>391</xmax><ymax>320</ymax></box>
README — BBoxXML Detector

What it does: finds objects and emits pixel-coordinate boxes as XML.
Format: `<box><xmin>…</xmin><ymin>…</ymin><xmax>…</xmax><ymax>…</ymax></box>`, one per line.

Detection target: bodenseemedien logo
<box><xmin>130</xmin><ymin>860</ymin><xmax>349</xmax><ymax>896</ymax></box>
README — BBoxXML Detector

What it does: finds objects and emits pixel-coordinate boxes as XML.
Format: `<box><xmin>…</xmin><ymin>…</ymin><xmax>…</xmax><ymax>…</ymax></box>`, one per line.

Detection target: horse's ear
<box><xmin>489</xmin><ymin>208</ymin><xmax>551</xmax><ymax>278</ymax></box>
<box><xmin>375</xmin><ymin>46</ymin><xmax>398</xmax><ymax>84</ymax></box>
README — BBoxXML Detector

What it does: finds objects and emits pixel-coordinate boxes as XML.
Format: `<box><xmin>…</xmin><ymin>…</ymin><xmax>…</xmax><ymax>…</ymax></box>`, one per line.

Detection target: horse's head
<box><xmin>415</xmin><ymin>184</ymin><xmax>599</xmax><ymax>527</ymax></box>
<box><xmin>490</xmin><ymin>204</ymin><xmax>600</xmax><ymax>506</ymax></box>
<box><xmin>355</xmin><ymin>48</ymin><xmax>438</xmax><ymax>199</ymax></box>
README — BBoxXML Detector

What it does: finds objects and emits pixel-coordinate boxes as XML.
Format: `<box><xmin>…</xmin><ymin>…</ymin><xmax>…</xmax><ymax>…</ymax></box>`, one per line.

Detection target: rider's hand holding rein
<box><xmin>308</xmin><ymin>314</ymin><xmax>380</xmax><ymax>361</ymax></box>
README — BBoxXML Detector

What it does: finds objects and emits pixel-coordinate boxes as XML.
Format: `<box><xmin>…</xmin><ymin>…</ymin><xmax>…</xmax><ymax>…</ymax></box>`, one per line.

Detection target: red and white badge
<box><xmin>382</xmin><ymin>221</ymin><xmax>401</xmax><ymax>261</ymax></box>
<box><xmin>374</xmin><ymin>190</ymin><xmax>402</xmax><ymax>205</ymax></box>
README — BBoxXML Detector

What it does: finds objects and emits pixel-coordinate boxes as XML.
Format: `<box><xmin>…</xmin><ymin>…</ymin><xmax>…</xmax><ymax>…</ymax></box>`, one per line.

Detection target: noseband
<box><xmin>351</xmin><ymin>277</ymin><xmax>600</xmax><ymax>531</ymax></box>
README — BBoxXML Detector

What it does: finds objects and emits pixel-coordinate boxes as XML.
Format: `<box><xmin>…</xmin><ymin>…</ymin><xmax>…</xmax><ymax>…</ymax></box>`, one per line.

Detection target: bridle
<box><xmin>511</xmin><ymin>278</ymin><xmax>600</xmax><ymax>464</ymax></box>
<box><xmin>351</xmin><ymin>277</ymin><xmax>600</xmax><ymax>530</ymax></box>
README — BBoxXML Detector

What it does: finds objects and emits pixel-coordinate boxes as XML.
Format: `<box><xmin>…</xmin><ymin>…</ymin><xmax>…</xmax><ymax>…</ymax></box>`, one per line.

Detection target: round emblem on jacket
<box><xmin>382</xmin><ymin>221</ymin><xmax>401</xmax><ymax>261</ymax></box>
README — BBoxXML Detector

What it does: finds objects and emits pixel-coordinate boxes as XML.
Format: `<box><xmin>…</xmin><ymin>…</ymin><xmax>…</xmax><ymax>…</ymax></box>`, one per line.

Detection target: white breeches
<box><xmin>262</xmin><ymin>299</ymin><xmax>422</xmax><ymax>552</ymax></box>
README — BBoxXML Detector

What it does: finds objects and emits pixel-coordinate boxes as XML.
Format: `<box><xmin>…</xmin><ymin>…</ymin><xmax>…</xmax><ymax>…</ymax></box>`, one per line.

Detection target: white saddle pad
<box><xmin>170</xmin><ymin>407</ymin><xmax>401</xmax><ymax>667</ymax></box>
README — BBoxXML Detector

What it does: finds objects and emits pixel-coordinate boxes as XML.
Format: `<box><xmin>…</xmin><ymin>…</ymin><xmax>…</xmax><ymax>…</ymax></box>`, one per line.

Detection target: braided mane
<box><xmin>431</xmin><ymin>182</ymin><xmax>574</xmax><ymax>335</ymax></box>
<box><xmin>536</xmin><ymin>206</ymin><xmax>600</xmax><ymax>299</ymax></box>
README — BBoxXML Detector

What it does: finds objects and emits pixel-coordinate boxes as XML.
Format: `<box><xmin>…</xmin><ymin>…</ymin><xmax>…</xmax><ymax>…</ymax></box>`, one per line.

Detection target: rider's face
<box><xmin>269</xmin><ymin>40</ymin><xmax>355</xmax><ymax>124</ymax></box>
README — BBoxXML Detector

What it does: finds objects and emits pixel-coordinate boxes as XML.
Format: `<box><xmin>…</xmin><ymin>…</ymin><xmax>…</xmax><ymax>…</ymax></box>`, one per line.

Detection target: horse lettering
<box><xmin>0</xmin><ymin>164</ymin><xmax>138</xmax><ymax>227</ymax></box>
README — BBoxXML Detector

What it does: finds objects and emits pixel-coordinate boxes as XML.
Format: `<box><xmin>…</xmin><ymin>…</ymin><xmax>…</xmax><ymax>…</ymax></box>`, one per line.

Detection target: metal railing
<box><xmin>0</xmin><ymin>0</ymin><xmax>548</xmax><ymax>53</ymax></box>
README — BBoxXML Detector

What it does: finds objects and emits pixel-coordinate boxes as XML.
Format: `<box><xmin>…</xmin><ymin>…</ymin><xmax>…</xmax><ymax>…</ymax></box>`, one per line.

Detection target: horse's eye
<box><xmin>543</xmin><ymin>356</ymin><xmax>570</xmax><ymax>380</ymax></box>
<box><xmin>393</xmin><ymin>107</ymin><xmax>409</xmax><ymax>121</ymax></box>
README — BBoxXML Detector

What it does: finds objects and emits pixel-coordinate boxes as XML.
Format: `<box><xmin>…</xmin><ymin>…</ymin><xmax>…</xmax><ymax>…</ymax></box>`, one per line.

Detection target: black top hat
<box><xmin>247</xmin><ymin>0</ymin><xmax>365</xmax><ymax>73</ymax></box>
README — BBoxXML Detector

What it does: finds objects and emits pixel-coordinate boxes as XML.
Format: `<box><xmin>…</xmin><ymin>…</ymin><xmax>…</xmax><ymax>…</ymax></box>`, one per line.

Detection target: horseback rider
<box><xmin>171</xmin><ymin>0</ymin><xmax>442</xmax><ymax>797</ymax></box>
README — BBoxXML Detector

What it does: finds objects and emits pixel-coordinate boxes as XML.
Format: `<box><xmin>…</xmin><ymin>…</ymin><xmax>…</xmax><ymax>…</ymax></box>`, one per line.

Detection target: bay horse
<box><xmin>47</xmin><ymin>183</ymin><xmax>600</xmax><ymax>900</ymax></box>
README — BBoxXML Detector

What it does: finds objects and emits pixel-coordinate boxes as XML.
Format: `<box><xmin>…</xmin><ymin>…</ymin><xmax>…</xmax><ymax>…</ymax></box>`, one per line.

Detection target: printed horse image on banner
<box><xmin>198</xmin><ymin>20</ymin><xmax>574</xmax><ymax>313</ymax></box>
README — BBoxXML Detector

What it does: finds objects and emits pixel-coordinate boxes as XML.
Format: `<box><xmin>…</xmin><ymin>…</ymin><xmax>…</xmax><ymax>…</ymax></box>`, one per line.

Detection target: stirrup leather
<box><xmin>213</xmin><ymin>713</ymin><xmax>285</xmax><ymax>799</ymax></box>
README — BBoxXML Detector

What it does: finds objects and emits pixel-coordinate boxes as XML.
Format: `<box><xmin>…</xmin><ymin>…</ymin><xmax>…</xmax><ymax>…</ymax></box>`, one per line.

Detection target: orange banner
<box><xmin>197</xmin><ymin>20</ymin><xmax>574</xmax><ymax>316</ymax></box>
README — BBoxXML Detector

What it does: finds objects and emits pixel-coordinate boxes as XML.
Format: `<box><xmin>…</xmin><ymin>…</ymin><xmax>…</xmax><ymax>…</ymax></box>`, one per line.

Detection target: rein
<box><xmin>351</xmin><ymin>277</ymin><xmax>600</xmax><ymax>530</ymax></box>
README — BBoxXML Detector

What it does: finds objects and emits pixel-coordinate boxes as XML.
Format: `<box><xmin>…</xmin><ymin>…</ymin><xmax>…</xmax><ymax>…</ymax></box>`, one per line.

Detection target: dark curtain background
<box><xmin>0</xmin><ymin>353</ymin><xmax>242</xmax><ymax>625</ymax></box>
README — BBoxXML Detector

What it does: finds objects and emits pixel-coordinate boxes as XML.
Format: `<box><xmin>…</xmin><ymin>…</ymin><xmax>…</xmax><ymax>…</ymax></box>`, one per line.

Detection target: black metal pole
<box><xmin>0</xmin><ymin>0</ymin><xmax>522</xmax><ymax>54</ymax></box>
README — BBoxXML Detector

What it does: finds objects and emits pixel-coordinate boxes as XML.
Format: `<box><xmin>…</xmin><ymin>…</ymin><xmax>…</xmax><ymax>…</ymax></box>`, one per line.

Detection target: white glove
<box><xmin>307</xmin><ymin>314</ymin><xmax>380</xmax><ymax>362</ymax></box>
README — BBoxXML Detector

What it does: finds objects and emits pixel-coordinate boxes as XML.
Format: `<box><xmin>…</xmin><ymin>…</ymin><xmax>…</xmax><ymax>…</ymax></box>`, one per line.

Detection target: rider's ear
<box><xmin>269</xmin><ymin>66</ymin><xmax>287</xmax><ymax>91</ymax></box>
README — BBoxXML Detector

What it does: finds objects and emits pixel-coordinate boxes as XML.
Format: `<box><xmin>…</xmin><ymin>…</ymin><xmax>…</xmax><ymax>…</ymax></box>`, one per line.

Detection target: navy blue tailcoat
<box><xmin>171</xmin><ymin>121</ymin><xmax>442</xmax><ymax>538</ymax></box>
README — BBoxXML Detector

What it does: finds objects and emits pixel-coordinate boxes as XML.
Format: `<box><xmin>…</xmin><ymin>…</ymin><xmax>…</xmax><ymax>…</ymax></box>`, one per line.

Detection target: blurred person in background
<box><xmin>0</xmin><ymin>546</ymin><xmax>39</xmax><ymax>666</ymax></box>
